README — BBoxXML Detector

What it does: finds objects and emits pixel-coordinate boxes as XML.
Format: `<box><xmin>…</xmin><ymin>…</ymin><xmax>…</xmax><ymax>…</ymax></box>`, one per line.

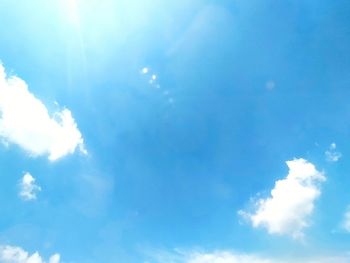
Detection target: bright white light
<box><xmin>141</xmin><ymin>67</ymin><xmax>149</xmax><ymax>74</ymax></box>
<box><xmin>152</xmin><ymin>74</ymin><xmax>157</xmax><ymax>80</ymax></box>
<box><xmin>66</xmin><ymin>0</ymin><xmax>80</xmax><ymax>26</ymax></box>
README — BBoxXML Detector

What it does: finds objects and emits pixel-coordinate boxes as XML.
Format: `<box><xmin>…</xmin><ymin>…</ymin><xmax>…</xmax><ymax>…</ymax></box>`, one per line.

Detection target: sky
<box><xmin>1</xmin><ymin>0</ymin><xmax>350</xmax><ymax>262</ymax></box>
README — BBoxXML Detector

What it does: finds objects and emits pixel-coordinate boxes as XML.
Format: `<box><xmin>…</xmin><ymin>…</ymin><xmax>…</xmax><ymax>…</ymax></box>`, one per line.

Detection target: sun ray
<box><xmin>66</xmin><ymin>0</ymin><xmax>80</xmax><ymax>27</ymax></box>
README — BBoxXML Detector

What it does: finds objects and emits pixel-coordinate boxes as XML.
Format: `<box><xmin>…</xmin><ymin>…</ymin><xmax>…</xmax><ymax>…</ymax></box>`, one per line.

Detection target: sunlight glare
<box><xmin>66</xmin><ymin>0</ymin><xmax>80</xmax><ymax>27</ymax></box>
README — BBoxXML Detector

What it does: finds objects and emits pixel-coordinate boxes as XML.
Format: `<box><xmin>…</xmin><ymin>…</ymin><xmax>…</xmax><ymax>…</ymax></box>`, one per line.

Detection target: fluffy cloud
<box><xmin>19</xmin><ymin>172</ymin><xmax>41</xmax><ymax>201</ymax></box>
<box><xmin>0</xmin><ymin>245</ymin><xmax>60</xmax><ymax>263</ymax></box>
<box><xmin>325</xmin><ymin>143</ymin><xmax>342</xmax><ymax>162</ymax></box>
<box><xmin>239</xmin><ymin>158</ymin><xmax>325</xmax><ymax>238</ymax></box>
<box><xmin>0</xmin><ymin>63</ymin><xmax>86</xmax><ymax>161</ymax></box>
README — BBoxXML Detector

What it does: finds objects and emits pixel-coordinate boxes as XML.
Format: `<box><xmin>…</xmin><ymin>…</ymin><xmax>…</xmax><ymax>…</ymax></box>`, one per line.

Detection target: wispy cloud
<box><xmin>19</xmin><ymin>172</ymin><xmax>41</xmax><ymax>201</ymax></box>
<box><xmin>0</xmin><ymin>63</ymin><xmax>86</xmax><ymax>161</ymax></box>
<box><xmin>171</xmin><ymin>251</ymin><xmax>272</xmax><ymax>263</ymax></box>
<box><xmin>342</xmin><ymin>206</ymin><xmax>350</xmax><ymax>232</ymax></box>
<box><xmin>0</xmin><ymin>245</ymin><xmax>60</xmax><ymax>263</ymax></box>
<box><xmin>239</xmin><ymin>158</ymin><xmax>325</xmax><ymax>239</ymax></box>
<box><xmin>147</xmin><ymin>249</ymin><xmax>350</xmax><ymax>263</ymax></box>
<box><xmin>265</xmin><ymin>80</ymin><xmax>276</xmax><ymax>90</ymax></box>
<box><xmin>325</xmin><ymin>143</ymin><xmax>342</xmax><ymax>162</ymax></box>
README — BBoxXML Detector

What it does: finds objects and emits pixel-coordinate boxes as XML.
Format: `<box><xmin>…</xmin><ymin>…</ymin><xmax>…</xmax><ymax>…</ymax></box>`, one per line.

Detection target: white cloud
<box><xmin>325</xmin><ymin>143</ymin><xmax>342</xmax><ymax>162</ymax></box>
<box><xmin>47</xmin><ymin>254</ymin><xmax>60</xmax><ymax>263</ymax></box>
<box><xmin>0</xmin><ymin>245</ymin><xmax>60</xmax><ymax>263</ymax></box>
<box><xmin>0</xmin><ymin>63</ymin><xmax>86</xmax><ymax>161</ymax></box>
<box><xmin>19</xmin><ymin>172</ymin><xmax>41</xmax><ymax>201</ymax></box>
<box><xmin>187</xmin><ymin>251</ymin><xmax>272</xmax><ymax>263</ymax></box>
<box><xmin>148</xmin><ymin>250</ymin><xmax>350</xmax><ymax>263</ymax></box>
<box><xmin>239</xmin><ymin>158</ymin><xmax>325</xmax><ymax>238</ymax></box>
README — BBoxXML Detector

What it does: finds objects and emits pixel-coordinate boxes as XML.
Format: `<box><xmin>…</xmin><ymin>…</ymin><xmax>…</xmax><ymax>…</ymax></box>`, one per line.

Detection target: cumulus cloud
<box><xmin>19</xmin><ymin>172</ymin><xmax>41</xmax><ymax>201</ymax></box>
<box><xmin>325</xmin><ymin>143</ymin><xmax>342</xmax><ymax>162</ymax></box>
<box><xmin>0</xmin><ymin>245</ymin><xmax>60</xmax><ymax>263</ymax></box>
<box><xmin>0</xmin><ymin>63</ymin><xmax>86</xmax><ymax>161</ymax></box>
<box><xmin>239</xmin><ymin>158</ymin><xmax>325</xmax><ymax>238</ymax></box>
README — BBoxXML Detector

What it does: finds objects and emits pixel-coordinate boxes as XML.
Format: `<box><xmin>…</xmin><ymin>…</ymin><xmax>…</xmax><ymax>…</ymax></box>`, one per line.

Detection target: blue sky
<box><xmin>1</xmin><ymin>0</ymin><xmax>350</xmax><ymax>262</ymax></box>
